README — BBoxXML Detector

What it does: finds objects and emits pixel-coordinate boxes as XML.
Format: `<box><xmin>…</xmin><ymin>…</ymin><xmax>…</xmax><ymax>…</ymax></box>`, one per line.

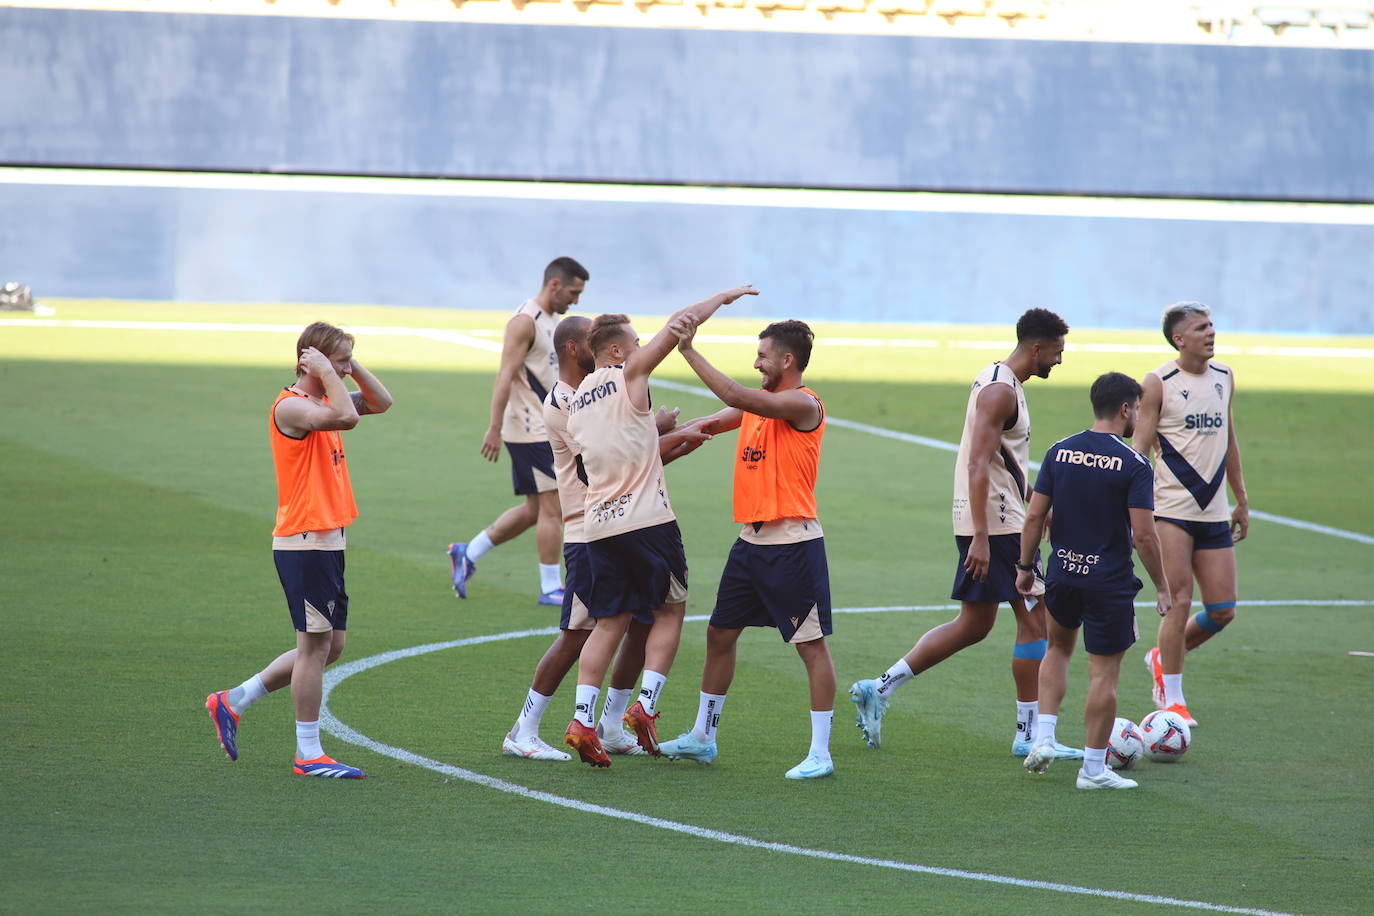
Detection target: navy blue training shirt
<box><xmin>1032</xmin><ymin>430</ymin><xmax>1155</xmax><ymax>592</ymax></box>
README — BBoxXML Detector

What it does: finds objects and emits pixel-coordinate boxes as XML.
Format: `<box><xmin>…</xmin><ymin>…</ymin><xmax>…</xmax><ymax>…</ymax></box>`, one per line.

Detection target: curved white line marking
<box><xmin>317</xmin><ymin>604</ymin><xmax>1361</xmax><ymax>916</ymax></box>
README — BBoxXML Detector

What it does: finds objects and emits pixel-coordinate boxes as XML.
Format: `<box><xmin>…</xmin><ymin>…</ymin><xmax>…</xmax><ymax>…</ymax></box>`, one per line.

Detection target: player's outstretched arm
<box><xmin>623</xmin><ymin>286</ymin><xmax>757</xmax><ymax>385</ymax></box>
<box><xmin>659</xmin><ymin>424</ymin><xmax>714</xmax><ymax>465</ymax></box>
<box><xmin>1132</xmin><ymin>373</ymin><xmax>1163</xmax><ymax>458</ymax></box>
<box><xmin>670</xmin><ymin>314</ymin><xmax>821</xmax><ymax>430</ymax></box>
<box><xmin>1224</xmin><ymin>371</ymin><xmax>1249</xmax><ymax>542</ymax></box>
<box><xmin>348</xmin><ymin>360</ymin><xmax>394</xmax><ymax>417</ymax></box>
<box><xmin>684</xmin><ymin>406</ymin><xmax>745</xmax><ymax>436</ymax></box>
<box><xmin>1129</xmin><ymin>507</ymin><xmax>1171</xmax><ymax>617</ymax></box>
<box><xmin>276</xmin><ymin>347</ymin><xmax>360</xmax><ymax>436</ymax></box>
<box><xmin>481</xmin><ymin>314</ymin><xmax>536</xmax><ymax>462</ymax></box>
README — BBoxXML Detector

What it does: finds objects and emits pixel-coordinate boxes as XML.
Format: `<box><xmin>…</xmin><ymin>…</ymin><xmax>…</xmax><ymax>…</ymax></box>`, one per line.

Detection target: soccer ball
<box><xmin>1106</xmin><ymin>717</ymin><xmax>1145</xmax><ymax>770</ymax></box>
<box><xmin>1140</xmin><ymin>709</ymin><xmax>1191</xmax><ymax>762</ymax></box>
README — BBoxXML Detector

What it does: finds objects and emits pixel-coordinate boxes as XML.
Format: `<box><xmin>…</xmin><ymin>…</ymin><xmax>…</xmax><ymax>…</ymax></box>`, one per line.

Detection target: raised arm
<box><xmin>348</xmin><ymin>359</ymin><xmax>394</xmax><ymax>417</ymax></box>
<box><xmin>622</xmin><ymin>285</ymin><xmax>757</xmax><ymax>386</ymax></box>
<box><xmin>275</xmin><ymin>347</ymin><xmax>360</xmax><ymax>437</ymax></box>
<box><xmin>481</xmin><ymin>313</ymin><xmax>536</xmax><ymax>461</ymax></box>
<box><xmin>1224</xmin><ymin>370</ymin><xmax>1249</xmax><ymax>542</ymax></box>
<box><xmin>671</xmin><ymin>315</ymin><xmax>821</xmax><ymax>430</ymax></box>
<box><xmin>963</xmin><ymin>383</ymin><xmax>1018</xmax><ymax>582</ymax></box>
<box><xmin>1132</xmin><ymin>372</ymin><xmax>1163</xmax><ymax>458</ymax></box>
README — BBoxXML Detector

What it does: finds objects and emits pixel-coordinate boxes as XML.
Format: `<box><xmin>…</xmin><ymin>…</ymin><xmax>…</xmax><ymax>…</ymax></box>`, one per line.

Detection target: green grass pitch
<box><xmin>1</xmin><ymin>301</ymin><xmax>1371</xmax><ymax>914</ymax></box>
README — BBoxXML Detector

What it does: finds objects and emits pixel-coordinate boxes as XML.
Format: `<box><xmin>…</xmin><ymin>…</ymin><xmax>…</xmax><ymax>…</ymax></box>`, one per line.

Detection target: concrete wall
<box><xmin>3</xmin><ymin>8</ymin><xmax>1372</xmax><ymax>200</ymax></box>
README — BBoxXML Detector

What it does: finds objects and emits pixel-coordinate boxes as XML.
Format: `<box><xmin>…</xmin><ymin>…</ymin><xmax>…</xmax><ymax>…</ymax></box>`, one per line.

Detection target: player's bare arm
<box><xmin>482</xmin><ymin>313</ymin><xmax>537</xmax><ymax>461</ymax></box>
<box><xmin>1225</xmin><ymin>372</ymin><xmax>1249</xmax><ymax>542</ymax></box>
<box><xmin>1015</xmin><ymin>491</ymin><xmax>1051</xmax><ymax>597</ymax></box>
<box><xmin>683</xmin><ymin>406</ymin><xmax>745</xmax><ymax>436</ymax></box>
<box><xmin>348</xmin><ymin>360</ymin><xmax>393</xmax><ymax>416</ymax></box>
<box><xmin>964</xmin><ymin>382</ymin><xmax>1017</xmax><ymax>582</ymax></box>
<box><xmin>671</xmin><ymin>313</ymin><xmax>821</xmax><ymax>430</ymax></box>
<box><xmin>623</xmin><ymin>285</ymin><xmax>758</xmax><ymax>388</ymax></box>
<box><xmin>659</xmin><ymin>424</ymin><xmax>714</xmax><ymax>465</ymax></box>
<box><xmin>1128</xmin><ymin>506</ymin><xmax>1171</xmax><ymax>617</ymax></box>
<box><xmin>277</xmin><ymin>347</ymin><xmax>359</xmax><ymax>436</ymax></box>
<box><xmin>1132</xmin><ymin>373</ymin><xmax>1163</xmax><ymax>458</ymax></box>
<box><xmin>655</xmin><ymin>406</ymin><xmax>682</xmax><ymax>434</ymax></box>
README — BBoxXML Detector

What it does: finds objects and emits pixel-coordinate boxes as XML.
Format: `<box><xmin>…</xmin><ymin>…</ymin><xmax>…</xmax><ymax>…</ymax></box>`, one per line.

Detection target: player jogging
<box><xmin>850</xmin><ymin>308</ymin><xmax>1082</xmax><ymax>761</ymax></box>
<box><xmin>1132</xmin><ymin>302</ymin><xmax>1249</xmax><ymax>727</ymax></box>
<box><xmin>657</xmin><ymin>318</ymin><xmax>837</xmax><ymax>780</ymax></box>
<box><xmin>562</xmin><ymin>285</ymin><xmax>758</xmax><ymax>767</ymax></box>
<box><xmin>448</xmin><ymin>257</ymin><xmax>588</xmax><ymax>606</ymax></box>
<box><xmin>206</xmin><ymin>322</ymin><xmax>393</xmax><ymax>778</ymax></box>
<box><xmin>1019</xmin><ymin>372</ymin><xmax>1171</xmax><ymax>790</ymax></box>
<box><xmin>502</xmin><ymin>315</ymin><xmax>711</xmax><ymax>760</ymax></box>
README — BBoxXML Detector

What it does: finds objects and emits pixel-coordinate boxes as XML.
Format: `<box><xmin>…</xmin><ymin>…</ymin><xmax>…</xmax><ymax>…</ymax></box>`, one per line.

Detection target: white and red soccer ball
<box><xmin>1107</xmin><ymin>717</ymin><xmax>1145</xmax><ymax>770</ymax></box>
<box><xmin>1140</xmin><ymin>709</ymin><xmax>1192</xmax><ymax>762</ymax></box>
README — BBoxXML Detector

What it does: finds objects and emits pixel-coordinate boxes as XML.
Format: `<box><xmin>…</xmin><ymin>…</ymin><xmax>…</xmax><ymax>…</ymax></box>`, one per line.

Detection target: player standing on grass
<box><xmin>656</xmin><ymin>318</ymin><xmax>837</xmax><ymax>780</ymax></box>
<box><xmin>206</xmin><ymin>321</ymin><xmax>393</xmax><ymax>778</ymax></box>
<box><xmin>1132</xmin><ymin>302</ymin><xmax>1249</xmax><ymax>727</ymax></box>
<box><xmin>850</xmin><ymin>308</ymin><xmax>1082</xmax><ymax>761</ymax></box>
<box><xmin>502</xmin><ymin>315</ymin><xmax>712</xmax><ymax>760</ymax></box>
<box><xmin>1018</xmin><ymin>372</ymin><xmax>1170</xmax><ymax>790</ymax></box>
<box><xmin>562</xmin><ymin>285</ymin><xmax>758</xmax><ymax>767</ymax></box>
<box><xmin>448</xmin><ymin>257</ymin><xmax>588</xmax><ymax>606</ymax></box>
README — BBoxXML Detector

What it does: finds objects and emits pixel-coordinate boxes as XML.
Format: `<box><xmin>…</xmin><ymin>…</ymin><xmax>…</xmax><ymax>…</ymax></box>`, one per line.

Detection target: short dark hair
<box><xmin>1015</xmin><ymin>308</ymin><xmax>1069</xmax><ymax>344</ymax></box>
<box><xmin>1090</xmin><ymin>371</ymin><xmax>1143</xmax><ymax>419</ymax></box>
<box><xmin>552</xmin><ymin>315</ymin><xmax>591</xmax><ymax>353</ymax></box>
<box><xmin>1161</xmin><ymin>301</ymin><xmax>1209</xmax><ymax>350</ymax></box>
<box><xmin>588</xmin><ymin>313</ymin><xmax>631</xmax><ymax>355</ymax></box>
<box><xmin>759</xmin><ymin>320</ymin><xmax>815</xmax><ymax>372</ymax></box>
<box><xmin>544</xmin><ymin>256</ymin><xmax>589</xmax><ymax>286</ymax></box>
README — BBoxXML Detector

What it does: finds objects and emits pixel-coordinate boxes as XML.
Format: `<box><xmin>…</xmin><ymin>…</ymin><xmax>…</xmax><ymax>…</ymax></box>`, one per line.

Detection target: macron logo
<box><xmin>568</xmin><ymin>380</ymin><xmax>618</xmax><ymax>414</ymax></box>
<box><xmin>1055</xmin><ymin>448</ymin><xmax>1123</xmax><ymax>471</ymax></box>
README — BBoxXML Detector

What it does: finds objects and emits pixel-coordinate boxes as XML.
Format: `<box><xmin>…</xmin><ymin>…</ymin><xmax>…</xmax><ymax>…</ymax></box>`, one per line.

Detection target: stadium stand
<box><xmin>7</xmin><ymin>0</ymin><xmax>1373</xmax><ymax>44</ymax></box>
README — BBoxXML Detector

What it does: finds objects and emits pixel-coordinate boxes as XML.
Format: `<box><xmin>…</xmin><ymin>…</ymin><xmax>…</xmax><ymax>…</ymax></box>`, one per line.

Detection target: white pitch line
<box><xmin>319</xmin><ymin>625</ymin><xmax>1308</xmax><ymax>916</ymax></box>
<box><xmin>7</xmin><ymin>317</ymin><xmax>1372</xmax><ymax>546</ymax></box>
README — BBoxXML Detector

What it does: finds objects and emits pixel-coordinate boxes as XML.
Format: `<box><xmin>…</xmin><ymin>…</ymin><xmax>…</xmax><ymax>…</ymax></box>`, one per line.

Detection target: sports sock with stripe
<box><xmin>638</xmin><ymin>670</ymin><xmax>667</xmax><ymax>716</ymax></box>
<box><xmin>598</xmin><ymin>687</ymin><xmax>633</xmax><ymax>735</ymax></box>
<box><xmin>693</xmin><ymin>692</ymin><xmax>727</xmax><ymax>742</ymax></box>
<box><xmin>514</xmin><ymin>688</ymin><xmax>551</xmax><ymax>739</ymax></box>
<box><xmin>574</xmin><ymin>684</ymin><xmax>599</xmax><ymax>728</ymax></box>
<box><xmin>1016</xmin><ymin>700</ymin><xmax>1038</xmax><ymax>745</ymax></box>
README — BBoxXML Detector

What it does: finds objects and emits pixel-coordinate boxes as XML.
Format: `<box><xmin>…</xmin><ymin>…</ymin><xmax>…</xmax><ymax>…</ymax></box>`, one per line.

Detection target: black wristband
<box><xmin>1015</xmin><ymin>561</ymin><xmax>1035</xmax><ymax>572</ymax></box>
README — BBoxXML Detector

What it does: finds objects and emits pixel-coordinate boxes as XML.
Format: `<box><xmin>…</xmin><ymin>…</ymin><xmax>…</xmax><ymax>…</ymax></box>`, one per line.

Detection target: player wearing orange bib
<box><xmin>206</xmin><ymin>322</ymin><xmax>393</xmax><ymax>779</ymax></box>
<box><xmin>657</xmin><ymin>319</ymin><xmax>838</xmax><ymax>780</ymax></box>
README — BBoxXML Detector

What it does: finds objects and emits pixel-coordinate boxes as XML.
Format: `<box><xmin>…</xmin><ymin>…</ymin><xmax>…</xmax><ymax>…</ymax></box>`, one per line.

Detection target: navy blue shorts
<box><xmin>950</xmin><ymin>534</ymin><xmax>1033</xmax><ymax>605</ymax></box>
<box><xmin>1044</xmin><ymin>578</ymin><xmax>1140</xmax><ymax>656</ymax></box>
<box><xmin>504</xmin><ymin>440</ymin><xmax>557</xmax><ymax>496</ymax></box>
<box><xmin>711</xmin><ymin>537</ymin><xmax>833</xmax><ymax>643</ymax></box>
<box><xmin>587</xmin><ymin>521</ymin><xmax>688</xmax><ymax>619</ymax></box>
<box><xmin>560</xmin><ymin>542</ymin><xmax>594</xmax><ymax>631</ymax></box>
<box><xmin>1156</xmin><ymin>516</ymin><xmax>1234</xmax><ymax>550</ymax></box>
<box><xmin>274</xmin><ymin>550</ymin><xmax>349</xmax><ymax>633</ymax></box>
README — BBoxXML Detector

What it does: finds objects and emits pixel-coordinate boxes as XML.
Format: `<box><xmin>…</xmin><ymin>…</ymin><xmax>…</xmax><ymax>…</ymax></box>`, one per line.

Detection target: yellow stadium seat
<box><xmin>874</xmin><ymin>0</ymin><xmax>930</xmax><ymax>16</ymax></box>
<box><xmin>930</xmin><ymin>0</ymin><xmax>990</xmax><ymax>16</ymax></box>
<box><xmin>816</xmin><ymin>0</ymin><xmax>870</xmax><ymax>14</ymax></box>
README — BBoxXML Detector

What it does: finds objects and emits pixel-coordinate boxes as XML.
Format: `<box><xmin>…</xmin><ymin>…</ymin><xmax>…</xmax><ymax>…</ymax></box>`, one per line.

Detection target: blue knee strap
<box><xmin>1013</xmin><ymin>639</ymin><xmax>1047</xmax><ymax>660</ymax></box>
<box><xmin>1196</xmin><ymin>601</ymin><xmax>1235</xmax><ymax>634</ymax></box>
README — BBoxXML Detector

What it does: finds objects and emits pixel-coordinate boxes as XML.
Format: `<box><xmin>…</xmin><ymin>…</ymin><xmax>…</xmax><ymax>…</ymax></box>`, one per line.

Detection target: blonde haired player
<box><xmin>206</xmin><ymin>322</ymin><xmax>393</xmax><ymax>778</ymax></box>
<box><xmin>1132</xmin><ymin>302</ymin><xmax>1249</xmax><ymax>727</ymax></box>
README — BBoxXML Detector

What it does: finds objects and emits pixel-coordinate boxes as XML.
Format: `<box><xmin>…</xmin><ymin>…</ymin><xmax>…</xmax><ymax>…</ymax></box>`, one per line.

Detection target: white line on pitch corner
<box><xmin>319</xmin><ymin>629</ymin><xmax>1303</xmax><ymax>916</ymax></box>
<box><xmin>7</xmin><ymin>317</ymin><xmax>1371</xmax><ymax>546</ymax></box>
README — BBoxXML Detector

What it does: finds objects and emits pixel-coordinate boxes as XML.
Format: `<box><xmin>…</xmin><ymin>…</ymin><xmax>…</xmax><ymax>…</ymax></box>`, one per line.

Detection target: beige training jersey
<box><xmin>500</xmin><ymin>299</ymin><xmax>559</xmax><ymax>444</ymax></box>
<box><xmin>1150</xmin><ymin>359</ymin><xmax>1234</xmax><ymax>522</ymax></box>
<box><xmin>952</xmin><ymin>362</ymin><xmax>1031</xmax><ymax>537</ymax></box>
<box><xmin>566</xmin><ymin>365</ymin><xmax>675</xmax><ymax>541</ymax></box>
<box><xmin>543</xmin><ymin>378</ymin><xmax>587</xmax><ymax>544</ymax></box>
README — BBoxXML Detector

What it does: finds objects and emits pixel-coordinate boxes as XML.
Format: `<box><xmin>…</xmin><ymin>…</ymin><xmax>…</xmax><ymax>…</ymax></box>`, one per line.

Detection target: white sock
<box><xmin>467</xmin><ymin>530</ymin><xmax>496</xmax><ymax>563</ymax></box>
<box><xmin>1017</xmin><ymin>700</ymin><xmax>1039</xmax><ymax>745</ymax></box>
<box><xmin>227</xmin><ymin>673</ymin><xmax>267</xmax><ymax>715</ymax></box>
<box><xmin>1033</xmin><ymin>713</ymin><xmax>1058</xmax><ymax>747</ymax></box>
<box><xmin>875</xmin><ymin>658</ymin><xmax>913</xmax><ymax>698</ymax></box>
<box><xmin>1163</xmin><ymin>673</ymin><xmax>1186</xmax><ymax>707</ymax></box>
<box><xmin>598</xmin><ymin>688</ymin><xmax>634</xmax><ymax>735</ymax></box>
<box><xmin>574</xmin><ymin>684</ymin><xmax>599</xmax><ymax>728</ymax></box>
<box><xmin>638</xmin><ymin>670</ymin><xmax>667</xmax><ymax>716</ymax></box>
<box><xmin>693</xmin><ymin>692</ymin><xmax>727</xmax><ymax>742</ymax></box>
<box><xmin>1083</xmin><ymin>746</ymin><xmax>1107</xmax><ymax>777</ymax></box>
<box><xmin>514</xmin><ymin>688</ymin><xmax>551</xmax><ymax>739</ymax></box>
<box><xmin>809</xmin><ymin>709</ymin><xmax>833</xmax><ymax>759</ymax></box>
<box><xmin>296</xmin><ymin>720</ymin><xmax>324</xmax><ymax>760</ymax></box>
<box><xmin>539</xmin><ymin>563</ymin><xmax>562</xmax><ymax>594</ymax></box>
